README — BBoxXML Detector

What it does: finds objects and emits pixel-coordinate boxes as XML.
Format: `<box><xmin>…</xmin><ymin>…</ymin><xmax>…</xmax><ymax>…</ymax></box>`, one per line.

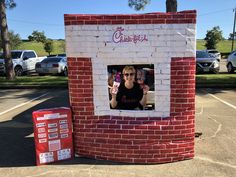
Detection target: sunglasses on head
<box><xmin>124</xmin><ymin>73</ymin><xmax>135</xmax><ymax>77</ymax></box>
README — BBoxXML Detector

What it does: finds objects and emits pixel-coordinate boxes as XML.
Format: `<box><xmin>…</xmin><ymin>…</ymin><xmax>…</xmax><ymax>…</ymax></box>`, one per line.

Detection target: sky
<box><xmin>6</xmin><ymin>0</ymin><xmax>236</xmax><ymax>40</ymax></box>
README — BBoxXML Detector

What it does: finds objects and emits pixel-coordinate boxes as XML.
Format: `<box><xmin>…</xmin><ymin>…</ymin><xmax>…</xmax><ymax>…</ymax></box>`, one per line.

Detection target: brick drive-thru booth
<box><xmin>64</xmin><ymin>10</ymin><xmax>196</xmax><ymax>164</ymax></box>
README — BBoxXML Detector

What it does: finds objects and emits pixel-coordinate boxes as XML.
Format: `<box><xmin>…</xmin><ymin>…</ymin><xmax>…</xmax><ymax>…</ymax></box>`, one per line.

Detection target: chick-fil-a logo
<box><xmin>112</xmin><ymin>27</ymin><xmax>148</xmax><ymax>44</ymax></box>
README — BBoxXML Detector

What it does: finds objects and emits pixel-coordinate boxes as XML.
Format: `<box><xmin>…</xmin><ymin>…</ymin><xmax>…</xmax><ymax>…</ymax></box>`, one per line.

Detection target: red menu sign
<box><xmin>32</xmin><ymin>107</ymin><xmax>73</xmax><ymax>165</ymax></box>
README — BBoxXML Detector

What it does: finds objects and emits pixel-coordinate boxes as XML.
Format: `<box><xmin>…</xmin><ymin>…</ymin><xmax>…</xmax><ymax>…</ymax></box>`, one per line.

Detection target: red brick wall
<box><xmin>64</xmin><ymin>10</ymin><xmax>196</xmax><ymax>25</ymax></box>
<box><xmin>68</xmin><ymin>57</ymin><xmax>195</xmax><ymax>164</ymax></box>
<box><xmin>66</xmin><ymin>10</ymin><xmax>196</xmax><ymax>164</ymax></box>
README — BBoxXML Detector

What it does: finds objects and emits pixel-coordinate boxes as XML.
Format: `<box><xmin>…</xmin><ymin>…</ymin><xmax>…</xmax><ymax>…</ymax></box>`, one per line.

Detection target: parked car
<box><xmin>35</xmin><ymin>57</ymin><xmax>68</xmax><ymax>76</ymax></box>
<box><xmin>0</xmin><ymin>50</ymin><xmax>45</xmax><ymax>76</ymax></box>
<box><xmin>226</xmin><ymin>50</ymin><xmax>236</xmax><ymax>73</ymax></box>
<box><xmin>57</xmin><ymin>53</ymin><xmax>66</xmax><ymax>57</ymax></box>
<box><xmin>196</xmin><ymin>50</ymin><xmax>220</xmax><ymax>74</ymax></box>
<box><xmin>47</xmin><ymin>54</ymin><xmax>66</xmax><ymax>58</ymax></box>
<box><xmin>47</xmin><ymin>54</ymin><xmax>57</xmax><ymax>57</ymax></box>
<box><xmin>206</xmin><ymin>49</ymin><xmax>221</xmax><ymax>61</ymax></box>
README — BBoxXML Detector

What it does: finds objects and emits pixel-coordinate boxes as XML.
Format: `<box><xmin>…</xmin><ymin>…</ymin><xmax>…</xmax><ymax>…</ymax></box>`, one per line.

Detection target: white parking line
<box><xmin>208</xmin><ymin>93</ymin><xmax>236</xmax><ymax>110</ymax></box>
<box><xmin>0</xmin><ymin>93</ymin><xmax>49</xmax><ymax>116</ymax></box>
<box><xmin>195</xmin><ymin>156</ymin><xmax>236</xmax><ymax>169</ymax></box>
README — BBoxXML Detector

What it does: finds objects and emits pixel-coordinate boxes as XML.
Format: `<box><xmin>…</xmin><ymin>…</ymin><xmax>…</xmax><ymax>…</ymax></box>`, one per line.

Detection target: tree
<box><xmin>0</xmin><ymin>0</ymin><xmax>16</xmax><ymax>80</ymax></box>
<box><xmin>228</xmin><ymin>32</ymin><xmax>236</xmax><ymax>40</ymax></box>
<box><xmin>128</xmin><ymin>0</ymin><xmax>177</xmax><ymax>12</ymax></box>
<box><xmin>128</xmin><ymin>0</ymin><xmax>150</xmax><ymax>11</ymax></box>
<box><xmin>28</xmin><ymin>30</ymin><xmax>46</xmax><ymax>43</ymax></box>
<box><xmin>8</xmin><ymin>30</ymin><xmax>21</xmax><ymax>49</ymax></box>
<box><xmin>204</xmin><ymin>26</ymin><xmax>223</xmax><ymax>49</ymax></box>
<box><xmin>166</xmin><ymin>0</ymin><xmax>177</xmax><ymax>12</ymax></box>
<box><xmin>59</xmin><ymin>40</ymin><xmax>65</xmax><ymax>52</ymax></box>
<box><xmin>0</xmin><ymin>30</ymin><xmax>21</xmax><ymax>50</ymax></box>
<box><xmin>44</xmin><ymin>40</ymin><xmax>54</xmax><ymax>55</ymax></box>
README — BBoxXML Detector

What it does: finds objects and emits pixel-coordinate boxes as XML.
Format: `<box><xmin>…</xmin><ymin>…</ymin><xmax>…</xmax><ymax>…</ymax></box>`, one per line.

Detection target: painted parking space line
<box><xmin>208</xmin><ymin>93</ymin><xmax>236</xmax><ymax>110</ymax></box>
<box><xmin>0</xmin><ymin>93</ymin><xmax>49</xmax><ymax>116</ymax></box>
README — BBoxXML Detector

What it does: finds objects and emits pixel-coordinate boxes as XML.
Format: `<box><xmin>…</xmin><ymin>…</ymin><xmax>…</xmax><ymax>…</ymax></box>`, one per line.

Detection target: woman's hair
<box><xmin>108</xmin><ymin>72</ymin><xmax>115</xmax><ymax>86</ymax></box>
<box><xmin>122</xmin><ymin>66</ymin><xmax>136</xmax><ymax>74</ymax></box>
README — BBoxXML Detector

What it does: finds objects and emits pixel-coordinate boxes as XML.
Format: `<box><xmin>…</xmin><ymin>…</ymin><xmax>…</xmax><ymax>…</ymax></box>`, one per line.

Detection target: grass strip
<box><xmin>0</xmin><ymin>74</ymin><xmax>236</xmax><ymax>88</ymax></box>
<box><xmin>0</xmin><ymin>76</ymin><xmax>68</xmax><ymax>87</ymax></box>
<box><xmin>196</xmin><ymin>74</ymin><xmax>236</xmax><ymax>85</ymax></box>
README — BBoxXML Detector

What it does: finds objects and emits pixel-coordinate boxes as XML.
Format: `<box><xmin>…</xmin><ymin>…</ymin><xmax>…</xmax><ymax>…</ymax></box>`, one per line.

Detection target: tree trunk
<box><xmin>166</xmin><ymin>0</ymin><xmax>177</xmax><ymax>12</ymax></box>
<box><xmin>0</xmin><ymin>0</ymin><xmax>15</xmax><ymax>80</ymax></box>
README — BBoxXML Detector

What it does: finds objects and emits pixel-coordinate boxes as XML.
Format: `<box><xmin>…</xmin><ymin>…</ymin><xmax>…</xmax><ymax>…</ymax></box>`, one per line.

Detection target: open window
<box><xmin>107</xmin><ymin>64</ymin><xmax>155</xmax><ymax>110</ymax></box>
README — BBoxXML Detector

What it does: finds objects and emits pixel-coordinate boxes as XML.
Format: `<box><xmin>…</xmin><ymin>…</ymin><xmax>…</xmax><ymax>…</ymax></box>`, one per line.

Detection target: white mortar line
<box><xmin>0</xmin><ymin>93</ymin><xmax>49</xmax><ymax>116</ymax></box>
<box><xmin>208</xmin><ymin>93</ymin><xmax>236</xmax><ymax>110</ymax></box>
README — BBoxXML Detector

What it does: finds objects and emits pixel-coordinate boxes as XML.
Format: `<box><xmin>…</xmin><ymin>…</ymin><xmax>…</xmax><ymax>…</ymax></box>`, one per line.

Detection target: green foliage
<box><xmin>16</xmin><ymin>40</ymin><xmax>65</xmax><ymax>56</ymax></box>
<box><xmin>44</xmin><ymin>40</ymin><xmax>54</xmax><ymax>55</ymax></box>
<box><xmin>196</xmin><ymin>74</ymin><xmax>236</xmax><ymax>86</ymax></box>
<box><xmin>196</xmin><ymin>39</ymin><xmax>206</xmax><ymax>50</ymax></box>
<box><xmin>228</xmin><ymin>32</ymin><xmax>236</xmax><ymax>40</ymax></box>
<box><xmin>0</xmin><ymin>76</ymin><xmax>68</xmax><ymax>87</ymax></box>
<box><xmin>8</xmin><ymin>30</ymin><xmax>22</xmax><ymax>49</ymax></box>
<box><xmin>204</xmin><ymin>26</ymin><xmax>223</xmax><ymax>49</ymax></box>
<box><xmin>197</xmin><ymin>39</ymin><xmax>234</xmax><ymax>54</ymax></box>
<box><xmin>4</xmin><ymin>0</ymin><xmax>16</xmax><ymax>8</ymax></box>
<box><xmin>128</xmin><ymin>0</ymin><xmax>177</xmax><ymax>12</ymax></box>
<box><xmin>0</xmin><ymin>30</ymin><xmax>21</xmax><ymax>50</ymax></box>
<box><xmin>1</xmin><ymin>74</ymin><xmax>235</xmax><ymax>88</ymax></box>
<box><xmin>15</xmin><ymin>39</ymin><xmax>233</xmax><ymax>58</ymax></box>
<box><xmin>28</xmin><ymin>30</ymin><xmax>47</xmax><ymax>43</ymax></box>
<box><xmin>128</xmin><ymin>0</ymin><xmax>150</xmax><ymax>11</ymax></box>
<box><xmin>59</xmin><ymin>41</ymin><xmax>66</xmax><ymax>52</ymax></box>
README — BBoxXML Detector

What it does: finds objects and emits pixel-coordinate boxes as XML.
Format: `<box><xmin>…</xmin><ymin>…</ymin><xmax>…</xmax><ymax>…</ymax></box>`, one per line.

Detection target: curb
<box><xmin>196</xmin><ymin>84</ymin><xmax>236</xmax><ymax>88</ymax></box>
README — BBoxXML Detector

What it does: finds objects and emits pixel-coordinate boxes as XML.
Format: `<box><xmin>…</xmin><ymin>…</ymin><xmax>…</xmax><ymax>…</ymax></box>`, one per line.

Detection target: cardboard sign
<box><xmin>32</xmin><ymin>107</ymin><xmax>73</xmax><ymax>165</ymax></box>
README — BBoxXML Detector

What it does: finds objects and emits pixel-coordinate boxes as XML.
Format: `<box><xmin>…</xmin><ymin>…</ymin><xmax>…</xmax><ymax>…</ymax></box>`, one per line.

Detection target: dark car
<box><xmin>196</xmin><ymin>50</ymin><xmax>220</xmax><ymax>74</ymax></box>
<box><xmin>57</xmin><ymin>53</ymin><xmax>66</xmax><ymax>57</ymax></box>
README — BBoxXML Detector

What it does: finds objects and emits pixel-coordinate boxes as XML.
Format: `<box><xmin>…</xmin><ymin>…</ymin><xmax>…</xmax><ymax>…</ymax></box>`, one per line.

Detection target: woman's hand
<box><xmin>143</xmin><ymin>85</ymin><xmax>150</xmax><ymax>95</ymax></box>
<box><xmin>109</xmin><ymin>85</ymin><xmax>118</xmax><ymax>108</ymax></box>
<box><xmin>110</xmin><ymin>85</ymin><xmax>119</xmax><ymax>96</ymax></box>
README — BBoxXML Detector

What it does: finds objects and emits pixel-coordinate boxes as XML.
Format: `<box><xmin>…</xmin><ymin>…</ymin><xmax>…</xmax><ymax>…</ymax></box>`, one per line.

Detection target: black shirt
<box><xmin>116</xmin><ymin>82</ymin><xmax>143</xmax><ymax>110</ymax></box>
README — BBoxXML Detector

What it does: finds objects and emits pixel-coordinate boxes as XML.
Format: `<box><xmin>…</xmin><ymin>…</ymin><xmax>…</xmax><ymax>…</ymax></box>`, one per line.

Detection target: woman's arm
<box><xmin>110</xmin><ymin>94</ymin><xmax>118</xmax><ymax>108</ymax></box>
<box><xmin>139</xmin><ymin>93</ymin><xmax>147</xmax><ymax>106</ymax></box>
<box><xmin>139</xmin><ymin>85</ymin><xmax>149</xmax><ymax>107</ymax></box>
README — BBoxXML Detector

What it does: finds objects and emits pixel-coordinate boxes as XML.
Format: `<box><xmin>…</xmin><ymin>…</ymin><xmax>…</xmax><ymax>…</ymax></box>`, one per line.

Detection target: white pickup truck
<box><xmin>0</xmin><ymin>50</ymin><xmax>46</xmax><ymax>76</ymax></box>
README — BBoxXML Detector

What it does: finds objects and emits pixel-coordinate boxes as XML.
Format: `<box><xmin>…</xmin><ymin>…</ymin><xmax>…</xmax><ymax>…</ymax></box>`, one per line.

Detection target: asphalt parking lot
<box><xmin>0</xmin><ymin>88</ymin><xmax>236</xmax><ymax>177</ymax></box>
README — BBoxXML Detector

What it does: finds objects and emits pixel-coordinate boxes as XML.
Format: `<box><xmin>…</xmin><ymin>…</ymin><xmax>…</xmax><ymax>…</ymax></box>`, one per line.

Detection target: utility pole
<box><xmin>231</xmin><ymin>6</ymin><xmax>236</xmax><ymax>52</ymax></box>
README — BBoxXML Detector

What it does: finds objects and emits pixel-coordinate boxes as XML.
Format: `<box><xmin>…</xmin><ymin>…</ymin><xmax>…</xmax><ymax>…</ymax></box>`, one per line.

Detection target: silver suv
<box><xmin>196</xmin><ymin>50</ymin><xmax>220</xmax><ymax>74</ymax></box>
<box><xmin>226</xmin><ymin>50</ymin><xmax>236</xmax><ymax>73</ymax></box>
<box><xmin>206</xmin><ymin>49</ymin><xmax>221</xmax><ymax>61</ymax></box>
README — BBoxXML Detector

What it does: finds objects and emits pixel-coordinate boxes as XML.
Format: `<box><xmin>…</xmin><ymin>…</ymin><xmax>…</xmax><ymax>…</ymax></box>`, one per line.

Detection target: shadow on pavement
<box><xmin>0</xmin><ymin>89</ymin><xmax>50</xmax><ymax>104</ymax></box>
<box><xmin>196</xmin><ymin>88</ymin><xmax>236</xmax><ymax>96</ymax></box>
<box><xmin>0</xmin><ymin>89</ymin><xmax>126</xmax><ymax>167</ymax></box>
<box><xmin>0</xmin><ymin>87</ymin><xmax>234</xmax><ymax>167</ymax></box>
<box><xmin>53</xmin><ymin>157</ymin><xmax>129</xmax><ymax>166</ymax></box>
<box><xmin>0</xmin><ymin>89</ymin><xmax>70</xmax><ymax>167</ymax></box>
